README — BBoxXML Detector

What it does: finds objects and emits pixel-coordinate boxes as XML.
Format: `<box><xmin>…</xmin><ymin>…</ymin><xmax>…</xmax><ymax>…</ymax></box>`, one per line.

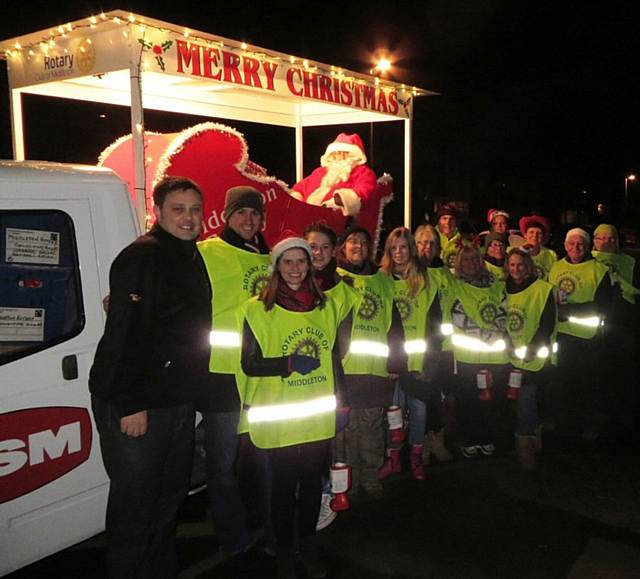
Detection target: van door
<box><xmin>0</xmin><ymin>199</ymin><xmax>109</xmax><ymax>576</ymax></box>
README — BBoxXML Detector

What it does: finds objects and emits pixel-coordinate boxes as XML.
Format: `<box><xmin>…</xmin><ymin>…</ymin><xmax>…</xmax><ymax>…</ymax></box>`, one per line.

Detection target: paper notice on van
<box><xmin>5</xmin><ymin>228</ymin><xmax>60</xmax><ymax>265</ymax></box>
<box><xmin>0</xmin><ymin>307</ymin><xmax>45</xmax><ymax>341</ymax></box>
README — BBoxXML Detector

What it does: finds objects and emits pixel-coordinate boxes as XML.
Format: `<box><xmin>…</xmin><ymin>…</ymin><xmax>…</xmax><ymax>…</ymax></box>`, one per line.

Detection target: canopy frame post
<box><xmin>404</xmin><ymin>117</ymin><xmax>413</xmax><ymax>230</ymax></box>
<box><xmin>10</xmin><ymin>89</ymin><xmax>25</xmax><ymax>161</ymax></box>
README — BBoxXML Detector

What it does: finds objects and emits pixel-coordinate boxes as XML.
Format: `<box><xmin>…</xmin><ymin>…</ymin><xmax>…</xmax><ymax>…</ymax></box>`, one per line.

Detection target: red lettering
<box><xmin>302</xmin><ymin>70</ymin><xmax>319</xmax><ymax>99</ymax></box>
<box><xmin>376</xmin><ymin>90</ymin><xmax>388</xmax><ymax>113</ymax></box>
<box><xmin>176</xmin><ymin>39</ymin><xmax>201</xmax><ymax>76</ymax></box>
<box><xmin>388</xmin><ymin>91</ymin><xmax>399</xmax><ymax>115</ymax></box>
<box><xmin>202</xmin><ymin>47</ymin><xmax>222</xmax><ymax>80</ymax></box>
<box><xmin>287</xmin><ymin>67</ymin><xmax>303</xmax><ymax>96</ymax></box>
<box><xmin>262</xmin><ymin>61</ymin><xmax>278</xmax><ymax>91</ymax></box>
<box><xmin>222</xmin><ymin>50</ymin><xmax>243</xmax><ymax>84</ymax></box>
<box><xmin>318</xmin><ymin>74</ymin><xmax>334</xmax><ymax>102</ymax></box>
<box><xmin>340</xmin><ymin>80</ymin><xmax>353</xmax><ymax>105</ymax></box>
<box><xmin>243</xmin><ymin>56</ymin><xmax>262</xmax><ymax>88</ymax></box>
<box><xmin>362</xmin><ymin>86</ymin><xmax>376</xmax><ymax>110</ymax></box>
<box><xmin>353</xmin><ymin>84</ymin><xmax>363</xmax><ymax>108</ymax></box>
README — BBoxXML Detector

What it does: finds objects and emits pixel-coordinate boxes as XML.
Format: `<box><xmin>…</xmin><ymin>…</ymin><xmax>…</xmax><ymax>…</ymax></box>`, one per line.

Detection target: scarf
<box><xmin>276</xmin><ymin>276</ymin><xmax>318</xmax><ymax>312</ymax></box>
<box><xmin>314</xmin><ymin>258</ymin><xmax>340</xmax><ymax>290</ymax></box>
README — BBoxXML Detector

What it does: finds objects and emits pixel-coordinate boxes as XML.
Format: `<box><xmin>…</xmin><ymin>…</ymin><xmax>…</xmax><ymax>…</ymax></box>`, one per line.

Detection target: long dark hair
<box><xmin>259</xmin><ymin>251</ymin><xmax>327</xmax><ymax>311</ymax></box>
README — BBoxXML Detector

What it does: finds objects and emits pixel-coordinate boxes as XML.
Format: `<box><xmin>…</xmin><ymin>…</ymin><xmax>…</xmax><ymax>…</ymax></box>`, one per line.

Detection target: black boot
<box><xmin>276</xmin><ymin>547</ymin><xmax>297</xmax><ymax>579</ymax></box>
<box><xmin>297</xmin><ymin>538</ymin><xmax>327</xmax><ymax>579</ymax></box>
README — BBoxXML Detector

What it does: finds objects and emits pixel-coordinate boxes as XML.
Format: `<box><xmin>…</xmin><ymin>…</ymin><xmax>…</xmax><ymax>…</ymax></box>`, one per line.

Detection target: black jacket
<box><xmin>89</xmin><ymin>226</ymin><xmax>211</xmax><ymax>417</ymax></box>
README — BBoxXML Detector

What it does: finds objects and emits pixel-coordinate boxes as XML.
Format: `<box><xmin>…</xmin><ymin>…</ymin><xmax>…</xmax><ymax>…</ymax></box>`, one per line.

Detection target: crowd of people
<box><xmin>89</xmin><ymin>177</ymin><xmax>639</xmax><ymax>579</ymax></box>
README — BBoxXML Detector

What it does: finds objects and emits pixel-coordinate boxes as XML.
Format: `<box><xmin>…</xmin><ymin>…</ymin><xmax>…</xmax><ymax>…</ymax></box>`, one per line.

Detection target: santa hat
<box><xmin>271</xmin><ymin>230</ymin><xmax>313</xmax><ymax>266</ymax></box>
<box><xmin>519</xmin><ymin>214</ymin><xmax>551</xmax><ymax>242</ymax></box>
<box><xmin>321</xmin><ymin>133</ymin><xmax>367</xmax><ymax>167</ymax></box>
<box><xmin>487</xmin><ymin>209</ymin><xmax>510</xmax><ymax>224</ymax></box>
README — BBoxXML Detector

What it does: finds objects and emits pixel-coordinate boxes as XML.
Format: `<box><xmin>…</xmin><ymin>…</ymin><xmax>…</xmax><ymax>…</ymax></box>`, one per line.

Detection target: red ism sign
<box><xmin>0</xmin><ymin>407</ymin><xmax>92</xmax><ymax>504</ymax></box>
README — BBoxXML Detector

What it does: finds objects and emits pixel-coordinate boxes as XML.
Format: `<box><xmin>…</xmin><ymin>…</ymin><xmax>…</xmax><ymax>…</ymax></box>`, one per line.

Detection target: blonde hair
<box><xmin>380</xmin><ymin>227</ymin><xmax>426</xmax><ymax>297</ymax></box>
<box><xmin>453</xmin><ymin>245</ymin><xmax>487</xmax><ymax>279</ymax></box>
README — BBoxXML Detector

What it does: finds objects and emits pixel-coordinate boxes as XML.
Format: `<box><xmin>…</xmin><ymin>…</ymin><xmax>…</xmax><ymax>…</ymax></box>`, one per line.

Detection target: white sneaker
<box><xmin>316</xmin><ymin>493</ymin><xmax>337</xmax><ymax>531</ymax></box>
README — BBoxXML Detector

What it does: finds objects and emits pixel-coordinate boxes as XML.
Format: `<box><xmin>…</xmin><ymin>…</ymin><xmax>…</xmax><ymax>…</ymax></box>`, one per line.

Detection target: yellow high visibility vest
<box><xmin>240</xmin><ymin>299</ymin><xmax>339</xmax><ymax>449</ymax></box>
<box><xmin>507</xmin><ymin>279</ymin><xmax>557</xmax><ymax>372</ymax></box>
<box><xmin>549</xmin><ymin>258</ymin><xmax>609</xmax><ymax>339</ymax></box>
<box><xmin>337</xmin><ymin>268</ymin><xmax>394</xmax><ymax>377</ymax></box>
<box><xmin>198</xmin><ymin>237</ymin><xmax>271</xmax><ymax>374</ymax></box>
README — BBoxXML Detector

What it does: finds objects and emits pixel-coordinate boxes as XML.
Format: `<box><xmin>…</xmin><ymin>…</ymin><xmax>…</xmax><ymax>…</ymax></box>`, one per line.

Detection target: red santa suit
<box><xmin>291</xmin><ymin>133</ymin><xmax>377</xmax><ymax>217</ymax></box>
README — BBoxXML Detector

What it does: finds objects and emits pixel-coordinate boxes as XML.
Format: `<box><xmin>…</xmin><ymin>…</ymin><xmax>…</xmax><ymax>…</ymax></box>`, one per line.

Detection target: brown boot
<box><xmin>515</xmin><ymin>434</ymin><xmax>537</xmax><ymax>470</ymax></box>
<box><xmin>422</xmin><ymin>434</ymin><xmax>433</xmax><ymax>465</ymax></box>
<box><xmin>428</xmin><ymin>429</ymin><xmax>454</xmax><ymax>462</ymax></box>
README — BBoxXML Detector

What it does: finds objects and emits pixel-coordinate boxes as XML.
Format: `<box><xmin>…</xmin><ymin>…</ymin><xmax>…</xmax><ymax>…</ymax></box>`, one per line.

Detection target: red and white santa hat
<box><xmin>321</xmin><ymin>133</ymin><xmax>367</xmax><ymax>167</ymax></box>
<box><xmin>271</xmin><ymin>230</ymin><xmax>313</xmax><ymax>266</ymax></box>
<box><xmin>487</xmin><ymin>208</ymin><xmax>510</xmax><ymax>224</ymax></box>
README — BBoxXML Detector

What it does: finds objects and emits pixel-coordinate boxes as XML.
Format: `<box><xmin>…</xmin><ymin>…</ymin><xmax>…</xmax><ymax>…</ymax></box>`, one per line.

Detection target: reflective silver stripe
<box><xmin>440</xmin><ymin>323</ymin><xmax>454</xmax><ymax>336</ymax></box>
<box><xmin>210</xmin><ymin>330</ymin><xmax>241</xmax><ymax>347</ymax></box>
<box><xmin>349</xmin><ymin>340</ymin><xmax>390</xmax><ymax>357</ymax></box>
<box><xmin>247</xmin><ymin>395</ymin><xmax>337</xmax><ymax>423</ymax></box>
<box><xmin>514</xmin><ymin>346</ymin><xmax>527</xmax><ymax>360</ymax></box>
<box><xmin>552</xmin><ymin>342</ymin><xmax>559</xmax><ymax>353</ymax></box>
<box><xmin>404</xmin><ymin>340</ymin><xmax>427</xmax><ymax>354</ymax></box>
<box><xmin>567</xmin><ymin>315</ymin><xmax>601</xmax><ymax>328</ymax></box>
<box><xmin>536</xmin><ymin>346</ymin><xmax>550</xmax><ymax>358</ymax></box>
<box><xmin>451</xmin><ymin>334</ymin><xmax>506</xmax><ymax>353</ymax></box>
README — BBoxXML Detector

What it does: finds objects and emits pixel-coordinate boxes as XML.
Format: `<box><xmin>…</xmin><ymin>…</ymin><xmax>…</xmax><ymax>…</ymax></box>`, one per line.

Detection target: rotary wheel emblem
<box><xmin>535</xmin><ymin>264</ymin><xmax>545</xmax><ymax>279</ymax></box>
<box><xmin>508</xmin><ymin>311</ymin><xmax>524</xmax><ymax>333</ymax></box>
<box><xmin>294</xmin><ymin>338</ymin><xmax>320</xmax><ymax>359</ymax></box>
<box><xmin>446</xmin><ymin>251</ymin><xmax>456</xmax><ymax>268</ymax></box>
<box><xmin>559</xmin><ymin>277</ymin><xmax>575</xmax><ymax>295</ymax></box>
<box><xmin>394</xmin><ymin>297</ymin><xmax>412</xmax><ymax>321</ymax></box>
<box><xmin>480</xmin><ymin>303</ymin><xmax>498</xmax><ymax>324</ymax></box>
<box><xmin>358</xmin><ymin>295</ymin><xmax>379</xmax><ymax>320</ymax></box>
<box><xmin>250</xmin><ymin>274</ymin><xmax>270</xmax><ymax>296</ymax></box>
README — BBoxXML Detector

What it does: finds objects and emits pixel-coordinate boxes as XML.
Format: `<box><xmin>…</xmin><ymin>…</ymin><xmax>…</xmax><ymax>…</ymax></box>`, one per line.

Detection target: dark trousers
<box><xmin>92</xmin><ymin>397</ymin><xmax>195</xmax><ymax>579</ymax></box>
<box><xmin>453</xmin><ymin>362</ymin><xmax>509</xmax><ymax>445</ymax></box>
<box><xmin>264</xmin><ymin>440</ymin><xmax>331</xmax><ymax>548</ymax></box>
<box><xmin>201</xmin><ymin>411</ymin><xmax>253</xmax><ymax>554</ymax></box>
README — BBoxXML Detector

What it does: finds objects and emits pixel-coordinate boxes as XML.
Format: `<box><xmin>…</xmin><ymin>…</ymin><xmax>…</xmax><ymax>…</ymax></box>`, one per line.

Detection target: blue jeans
<box><xmin>201</xmin><ymin>411</ymin><xmax>253</xmax><ymax>554</ymax></box>
<box><xmin>390</xmin><ymin>383</ymin><xmax>427</xmax><ymax>447</ymax></box>
<box><xmin>92</xmin><ymin>398</ymin><xmax>194</xmax><ymax>579</ymax></box>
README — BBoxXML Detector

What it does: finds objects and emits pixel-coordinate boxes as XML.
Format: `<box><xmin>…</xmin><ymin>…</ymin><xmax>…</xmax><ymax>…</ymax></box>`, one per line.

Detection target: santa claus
<box><xmin>291</xmin><ymin>132</ymin><xmax>377</xmax><ymax>217</ymax></box>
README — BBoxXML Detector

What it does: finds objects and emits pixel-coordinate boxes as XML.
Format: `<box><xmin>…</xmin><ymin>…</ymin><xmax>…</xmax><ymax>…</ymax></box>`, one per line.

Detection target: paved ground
<box><xmin>8</xmin><ymin>427</ymin><xmax>640</xmax><ymax>579</ymax></box>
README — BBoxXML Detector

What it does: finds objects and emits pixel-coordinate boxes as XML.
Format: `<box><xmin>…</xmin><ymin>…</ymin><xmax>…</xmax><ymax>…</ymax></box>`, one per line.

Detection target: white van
<box><xmin>0</xmin><ymin>161</ymin><xmax>140</xmax><ymax>577</ymax></box>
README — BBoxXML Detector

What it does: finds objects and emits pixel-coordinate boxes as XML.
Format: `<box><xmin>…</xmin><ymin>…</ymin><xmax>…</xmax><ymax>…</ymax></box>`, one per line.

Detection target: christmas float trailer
<box><xmin>1</xmin><ymin>9</ymin><xmax>434</xmax><ymax>242</ymax></box>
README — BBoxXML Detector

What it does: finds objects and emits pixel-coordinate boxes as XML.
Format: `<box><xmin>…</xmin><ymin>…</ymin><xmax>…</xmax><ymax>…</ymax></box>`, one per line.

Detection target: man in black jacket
<box><xmin>90</xmin><ymin>176</ymin><xmax>210</xmax><ymax>579</ymax></box>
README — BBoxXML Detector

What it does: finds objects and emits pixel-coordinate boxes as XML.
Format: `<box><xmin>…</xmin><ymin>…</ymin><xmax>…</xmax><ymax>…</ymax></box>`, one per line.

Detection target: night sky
<box><xmin>2</xmin><ymin>1</ymin><xmax>639</xmax><ymax>231</ymax></box>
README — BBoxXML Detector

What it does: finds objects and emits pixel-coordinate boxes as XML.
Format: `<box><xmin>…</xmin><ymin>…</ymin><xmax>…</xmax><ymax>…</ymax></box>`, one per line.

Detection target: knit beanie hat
<box><xmin>565</xmin><ymin>227</ymin><xmax>590</xmax><ymax>245</ymax></box>
<box><xmin>223</xmin><ymin>186</ymin><xmax>265</xmax><ymax>221</ymax></box>
<box><xmin>484</xmin><ymin>231</ymin><xmax>508</xmax><ymax>248</ymax></box>
<box><xmin>436</xmin><ymin>204</ymin><xmax>458</xmax><ymax>220</ymax></box>
<box><xmin>593</xmin><ymin>223</ymin><xmax>618</xmax><ymax>240</ymax></box>
<box><xmin>271</xmin><ymin>231</ymin><xmax>313</xmax><ymax>266</ymax></box>
<box><xmin>337</xmin><ymin>223</ymin><xmax>372</xmax><ymax>247</ymax></box>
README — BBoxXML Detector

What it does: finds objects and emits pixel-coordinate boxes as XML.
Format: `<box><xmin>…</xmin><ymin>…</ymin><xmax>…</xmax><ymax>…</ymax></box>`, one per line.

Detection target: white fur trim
<box><xmin>154</xmin><ymin>122</ymin><xmax>292</xmax><ymax>196</ymax></box>
<box><xmin>271</xmin><ymin>236</ymin><xmax>313</xmax><ymax>265</ymax></box>
<box><xmin>334</xmin><ymin>188</ymin><xmax>361</xmax><ymax>217</ymax></box>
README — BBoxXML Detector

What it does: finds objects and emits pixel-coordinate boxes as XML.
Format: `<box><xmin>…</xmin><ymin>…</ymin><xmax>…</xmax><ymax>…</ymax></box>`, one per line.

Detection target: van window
<box><xmin>0</xmin><ymin>211</ymin><xmax>84</xmax><ymax>365</ymax></box>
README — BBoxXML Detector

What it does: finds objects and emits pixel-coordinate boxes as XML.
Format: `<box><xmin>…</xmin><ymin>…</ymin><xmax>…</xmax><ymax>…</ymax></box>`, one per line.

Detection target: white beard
<box><xmin>320</xmin><ymin>158</ymin><xmax>358</xmax><ymax>188</ymax></box>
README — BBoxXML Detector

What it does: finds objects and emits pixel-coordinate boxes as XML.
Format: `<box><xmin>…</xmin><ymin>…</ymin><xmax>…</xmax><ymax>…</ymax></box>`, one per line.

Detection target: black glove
<box><xmin>290</xmin><ymin>354</ymin><xmax>320</xmax><ymax>375</ymax></box>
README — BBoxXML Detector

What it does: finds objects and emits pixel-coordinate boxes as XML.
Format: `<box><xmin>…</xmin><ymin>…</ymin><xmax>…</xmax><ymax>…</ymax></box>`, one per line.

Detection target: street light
<box><xmin>625</xmin><ymin>173</ymin><xmax>636</xmax><ymax>204</ymax></box>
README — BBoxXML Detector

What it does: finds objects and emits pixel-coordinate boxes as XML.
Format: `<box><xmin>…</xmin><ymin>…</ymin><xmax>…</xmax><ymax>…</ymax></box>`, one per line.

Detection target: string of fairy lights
<box><xmin>1</xmin><ymin>11</ymin><xmax>421</xmax><ymax>97</ymax></box>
